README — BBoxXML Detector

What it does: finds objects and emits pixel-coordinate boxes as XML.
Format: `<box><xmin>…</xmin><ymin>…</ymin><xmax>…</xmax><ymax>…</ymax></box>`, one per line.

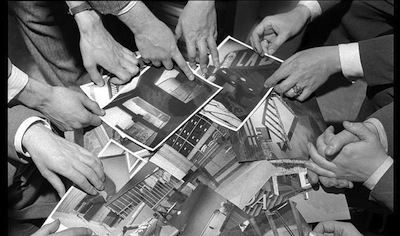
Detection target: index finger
<box><xmin>207</xmin><ymin>35</ymin><xmax>220</xmax><ymax>68</ymax></box>
<box><xmin>172</xmin><ymin>50</ymin><xmax>195</xmax><ymax>80</ymax></box>
<box><xmin>264</xmin><ymin>63</ymin><xmax>290</xmax><ymax>88</ymax></box>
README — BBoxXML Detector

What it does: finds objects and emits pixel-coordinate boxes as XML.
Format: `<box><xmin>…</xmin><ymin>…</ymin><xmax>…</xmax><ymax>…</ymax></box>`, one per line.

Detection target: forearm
<box><xmin>14</xmin><ymin>77</ymin><xmax>53</xmax><ymax>110</ymax></box>
<box><xmin>117</xmin><ymin>1</ymin><xmax>158</xmax><ymax>35</ymax></box>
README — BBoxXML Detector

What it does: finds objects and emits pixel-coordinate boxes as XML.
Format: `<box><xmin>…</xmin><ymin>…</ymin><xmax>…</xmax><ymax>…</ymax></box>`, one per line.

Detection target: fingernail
<box><xmin>202</xmin><ymin>67</ymin><xmax>208</xmax><ymax>73</ymax></box>
<box><xmin>304</xmin><ymin>161</ymin><xmax>312</xmax><ymax>168</ymax></box>
<box><xmin>309</xmin><ymin>232</ymin><xmax>316</xmax><ymax>236</ymax></box>
<box><xmin>268</xmin><ymin>49</ymin><xmax>275</xmax><ymax>55</ymax></box>
<box><xmin>344</xmin><ymin>121</ymin><xmax>352</xmax><ymax>126</ymax></box>
<box><xmin>101</xmin><ymin>109</ymin><xmax>106</xmax><ymax>116</ymax></box>
<box><xmin>325</xmin><ymin>145</ymin><xmax>334</xmax><ymax>155</ymax></box>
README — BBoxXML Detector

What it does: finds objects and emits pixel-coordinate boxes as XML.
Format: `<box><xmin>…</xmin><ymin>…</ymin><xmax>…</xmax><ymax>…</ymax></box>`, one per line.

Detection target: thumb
<box><xmin>343</xmin><ymin>121</ymin><xmax>372</xmax><ymax>141</ymax></box>
<box><xmin>86</xmin><ymin>65</ymin><xmax>105</xmax><ymax>87</ymax></box>
<box><xmin>34</xmin><ymin>219</ymin><xmax>61</xmax><ymax>236</ymax></box>
<box><xmin>80</xmin><ymin>93</ymin><xmax>105</xmax><ymax>116</ymax></box>
<box><xmin>175</xmin><ymin>23</ymin><xmax>183</xmax><ymax>41</ymax></box>
<box><xmin>267</xmin><ymin>33</ymin><xmax>287</xmax><ymax>55</ymax></box>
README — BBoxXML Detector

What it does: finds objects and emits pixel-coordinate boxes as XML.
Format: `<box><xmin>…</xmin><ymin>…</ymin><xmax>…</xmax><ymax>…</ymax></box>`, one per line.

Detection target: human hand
<box><xmin>31</xmin><ymin>219</ymin><xmax>93</xmax><ymax>236</ymax></box>
<box><xmin>23</xmin><ymin>123</ymin><xmax>106</xmax><ymax>197</ymax></box>
<box><xmin>306</xmin><ymin>121</ymin><xmax>389</xmax><ymax>183</ymax></box>
<box><xmin>309</xmin><ymin>221</ymin><xmax>363</xmax><ymax>236</ymax></box>
<box><xmin>14</xmin><ymin>78</ymin><xmax>105</xmax><ymax>131</ymax></box>
<box><xmin>37</xmin><ymin>86</ymin><xmax>105</xmax><ymax>131</ymax></box>
<box><xmin>264</xmin><ymin>46</ymin><xmax>341</xmax><ymax>101</ymax></box>
<box><xmin>118</xmin><ymin>1</ymin><xmax>195</xmax><ymax>80</ymax></box>
<box><xmin>75</xmin><ymin>10</ymin><xmax>139</xmax><ymax>86</ymax></box>
<box><xmin>175</xmin><ymin>0</ymin><xmax>220</xmax><ymax>73</ymax></box>
<box><xmin>250</xmin><ymin>4</ymin><xmax>311</xmax><ymax>56</ymax></box>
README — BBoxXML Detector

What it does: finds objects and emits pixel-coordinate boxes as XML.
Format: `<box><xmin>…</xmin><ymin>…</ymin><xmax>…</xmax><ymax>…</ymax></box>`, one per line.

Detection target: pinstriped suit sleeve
<box><xmin>8</xmin><ymin>105</ymin><xmax>45</xmax><ymax>162</ymax></box>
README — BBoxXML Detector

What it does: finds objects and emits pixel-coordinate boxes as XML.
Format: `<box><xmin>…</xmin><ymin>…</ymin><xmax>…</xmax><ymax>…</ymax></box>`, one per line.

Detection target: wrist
<box><xmin>326</xmin><ymin>46</ymin><xmax>342</xmax><ymax>75</ymax></box>
<box><xmin>293</xmin><ymin>4</ymin><xmax>312</xmax><ymax>26</ymax></box>
<box><xmin>118</xmin><ymin>1</ymin><xmax>157</xmax><ymax>35</ymax></box>
<box><xmin>74</xmin><ymin>9</ymin><xmax>102</xmax><ymax>33</ymax></box>
<box><xmin>22</xmin><ymin>122</ymin><xmax>51</xmax><ymax>155</ymax></box>
<box><xmin>15</xmin><ymin>78</ymin><xmax>53</xmax><ymax>109</ymax></box>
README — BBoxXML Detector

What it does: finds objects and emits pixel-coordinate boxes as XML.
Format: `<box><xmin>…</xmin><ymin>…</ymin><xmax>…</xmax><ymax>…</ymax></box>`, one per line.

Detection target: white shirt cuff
<box><xmin>117</xmin><ymin>1</ymin><xmax>137</xmax><ymax>15</ymax></box>
<box><xmin>364</xmin><ymin>118</ymin><xmax>388</xmax><ymax>153</ymax></box>
<box><xmin>14</xmin><ymin>117</ymin><xmax>52</xmax><ymax>162</ymax></box>
<box><xmin>363</xmin><ymin>155</ymin><xmax>393</xmax><ymax>191</ymax></box>
<box><xmin>338</xmin><ymin>43</ymin><xmax>364</xmax><ymax>83</ymax></box>
<box><xmin>8</xmin><ymin>64</ymin><xmax>29</xmax><ymax>103</ymax></box>
<box><xmin>297</xmin><ymin>1</ymin><xmax>322</xmax><ymax>22</ymax></box>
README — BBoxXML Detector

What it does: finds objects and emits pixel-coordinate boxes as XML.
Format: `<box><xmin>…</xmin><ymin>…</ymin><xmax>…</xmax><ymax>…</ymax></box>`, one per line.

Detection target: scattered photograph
<box><xmin>101</xmin><ymin>64</ymin><xmax>222</xmax><ymax>151</ymax></box>
<box><xmin>195</xmin><ymin>35</ymin><xmax>283</xmax><ymax>131</ymax></box>
<box><xmin>225</xmin><ymin>200</ymin><xmax>311</xmax><ymax>236</ymax></box>
<box><xmin>231</xmin><ymin>91</ymin><xmax>325</xmax><ymax>161</ymax></box>
<box><xmin>166</xmin><ymin>184</ymin><xmax>250</xmax><ymax>236</ymax></box>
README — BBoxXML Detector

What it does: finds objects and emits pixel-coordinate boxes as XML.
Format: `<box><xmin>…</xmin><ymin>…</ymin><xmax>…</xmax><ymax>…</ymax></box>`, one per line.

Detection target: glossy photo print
<box><xmin>101</xmin><ymin>65</ymin><xmax>222</xmax><ymax>151</ymax></box>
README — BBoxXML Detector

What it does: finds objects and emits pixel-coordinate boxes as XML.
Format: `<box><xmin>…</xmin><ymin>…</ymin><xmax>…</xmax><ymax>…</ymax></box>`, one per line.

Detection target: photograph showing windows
<box><xmin>195</xmin><ymin>35</ymin><xmax>282</xmax><ymax>131</ymax></box>
<box><xmin>230</xmin><ymin>91</ymin><xmax>325</xmax><ymax>161</ymax></box>
<box><xmin>101</xmin><ymin>64</ymin><xmax>222</xmax><ymax>151</ymax></box>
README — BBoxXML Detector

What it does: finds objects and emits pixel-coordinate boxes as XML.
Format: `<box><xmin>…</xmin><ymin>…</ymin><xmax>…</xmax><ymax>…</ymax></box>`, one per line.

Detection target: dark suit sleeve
<box><xmin>88</xmin><ymin>1</ymin><xmax>131</xmax><ymax>15</ymax></box>
<box><xmin>359</xmin><ymin>35</ymin><xmax>393</xmax><ymax>87</ymax></box>
<box><xmin>366</xmin><ymin>102</ymin><xmax>393</xmax><ymax>211</ymax></box>
<box><xmin>8</xmin><ymin>105</ymin><xmax>45</xmax><ymax>162</ymax></box>
<box><xmin>317</xmin><ymin>0</ymin><xmax>341</xmax><ymax>12</ymax></box>
<box><xmin>370</xmin><ymin>165</ymin><xmax>393</xmax><ymax>211</ymax></box>
<box><xmin>367</xmin><ymin>102</ymin><xmax>393</xmax><ymax>156</ymax></box>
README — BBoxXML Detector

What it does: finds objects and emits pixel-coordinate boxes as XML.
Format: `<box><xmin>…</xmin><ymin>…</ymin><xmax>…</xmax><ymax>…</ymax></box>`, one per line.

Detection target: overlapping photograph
<box><xmin>195</xmin><ymin>36</ymin><xmax>283</xmax><ymax>131</ymax></box>
<box><xmin>100</xmin><ymin>64</ymin><xmax>222</xmax><ymax>151</ymax></box>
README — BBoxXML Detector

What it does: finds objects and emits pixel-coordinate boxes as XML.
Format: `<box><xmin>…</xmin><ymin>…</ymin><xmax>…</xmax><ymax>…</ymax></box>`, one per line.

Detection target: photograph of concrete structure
<box><xmin>222</xmin><ymin>200</ymin><xmax>311</xmax><ymax>236</ymax></box>
<box><xmin>101</xmin><ymin>64</ymin><xmax>222</xmax><ymax>151</ymax></box>
<box><xmin>230</xmin><ymin>91</ymin><xmax>325</xmax><ymax>161</ymax></box>
<box><xmin>166</xmin><ymin>184</ymin><xmax>250</xmax><ymax>236</ymax></box>
<box><xmin>195</xmin><ymin>36</ymin><xmax>282</xmax><ymax>131</ymax></box>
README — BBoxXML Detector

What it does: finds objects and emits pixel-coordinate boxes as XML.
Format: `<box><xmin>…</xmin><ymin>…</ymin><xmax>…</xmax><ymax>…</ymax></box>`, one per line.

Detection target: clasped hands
<box><xmin>305</xmin><ymin>120</ymin><xmax>388</xmax><ymax>189</ymax></box>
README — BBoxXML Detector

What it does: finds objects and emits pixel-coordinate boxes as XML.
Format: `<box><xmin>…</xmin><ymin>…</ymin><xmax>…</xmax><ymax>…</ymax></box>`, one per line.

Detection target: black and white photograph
<box><xmin>101</xmin><ymin>65</ymin><xmax>222</xmax><ymax>151</ymax></box>
<box><xmin>195</xmin><ymin>36</ymin><xmax>282</xmax><ymax>131</ymax></box>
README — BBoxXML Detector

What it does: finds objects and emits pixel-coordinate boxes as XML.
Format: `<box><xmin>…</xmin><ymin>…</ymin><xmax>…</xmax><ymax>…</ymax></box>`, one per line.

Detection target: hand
<box><xmin>14</xmin><ymin>78</ymin><xmax>105</xmax><ymax>131</ymax></box>
<box><xmin>309</xmin><ymin>221</ymin><xmax>363</xmax><ymax>236</ymax></box>
<box><xmin>118</xmin><ymin>1</ymin><xmax>195</xmax><ymax>80</ymax></box>
<box><xmin>264</xmin><ymin>46</ymin><xmax>341</xmax><ymax>101</ymax></box>
<box><xmin>37</xmin><ymin>86</ymin><xmax>105</xmax><ymax>131</ymax></box>
<box><xmin>75</xmin><ymin>10</ymin><xmax>139</xmax><ymax>86</ymax></box>
<box><xmin>175</xmin><ymin>1</ymin><xmax>220</xmax><ymax>73</ymax></box>
<box><xmin>23</xmin><ymin>123</ymin><xmax>106</xmax><ymax>197</ymax></box>
<box><xmin>32</xmin><ymin>219</ymin><xmax>93</xmax><ymax>236</ymax></box>
<box><xmin>306</xmin><ymin>121</ymin><xmax>389</xmax><ymax>183</ymax></box>
<box><xmin>250</xmin><ymin>4</ymin><xmax>311</xmax><ymax>55</ymax></box>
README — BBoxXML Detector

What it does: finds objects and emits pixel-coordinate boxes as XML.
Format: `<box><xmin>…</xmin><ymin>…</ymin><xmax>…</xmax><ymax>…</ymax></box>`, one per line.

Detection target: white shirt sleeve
<box><xmin>14</xmin><ymin>117</ymin><xmax>52</xmax><ymax>163</ymax></box>
<box><xmin>117</xmin><ymin>1</ymin><xmax>137</xmax><ymax>15</ymax></box>
<box><xmin>338</xmin><ymin>43</ymin><xmax>364</xmax><ymax>83</ymax></box>
<box><xmin>297</xmin><ymin>1</ymin><xmax>322</xmax><ymax>22</ymax></box>
<box><xmin>8</xmin><ymin>63</ymin><xmax>29</xmax><ymax>103</ymax></box>
<box><xmin>363</xmin><ymin>156</ymin><xmax>393</xmax><ymax>191</ymax></box>
<box><xmin>361</xmin><ymin>117</ymin><xmax>391</xmax><ymax>191</ymax></box>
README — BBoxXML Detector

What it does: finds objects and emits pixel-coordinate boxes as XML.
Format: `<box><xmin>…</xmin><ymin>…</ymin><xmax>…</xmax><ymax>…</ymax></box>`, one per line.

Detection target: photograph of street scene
<box><xmin>101</xmin><ymin>64</ymin><xmax>221</xmax><ymax>151</ymax></box>
<box><xmin>196</xmin><ymin>35</ymin><xmax>282</xmax><ymax>131</ymax></box>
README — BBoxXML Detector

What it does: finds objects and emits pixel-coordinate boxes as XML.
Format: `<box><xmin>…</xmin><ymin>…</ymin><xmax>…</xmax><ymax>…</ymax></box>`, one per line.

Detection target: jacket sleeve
<box><xmin>88</xmin><ymin>1</ymin><xmax>131</xmax><ymax>15</ymax></box>
<box><xmin>370</xmin><ymin>165</ymin><xmax>393</xmax><ymax>211</ymax></box>
<box><xmin>367</xmin><ymin>102</ymin><xmax>393</xmax><ymax>211</ymax></box>
<box><xmin>317</xmin><ymin>0</ymin><xmax>341</xmax><ymax>12</ymax></box>
<box><xmin>367</xmin><ymin>102</ymin><xmax>393</xmax><ymax>156</ymax></box>
<box><xmin>359</xmin><ymin>35</ymin><xmax>393</xmax><ymax>87</ymax></box>
<box><xmin>8</xmin><ymin>105</ymin><xmax>45</xmax><ymax>162</ymax></box>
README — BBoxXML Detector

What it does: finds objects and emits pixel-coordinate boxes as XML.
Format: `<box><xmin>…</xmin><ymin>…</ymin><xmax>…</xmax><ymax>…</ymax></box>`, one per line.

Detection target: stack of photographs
<box><xmin>45</xmin><ymin>35</ymin><xmax>349</xmax><ymax>235</ymax></box>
